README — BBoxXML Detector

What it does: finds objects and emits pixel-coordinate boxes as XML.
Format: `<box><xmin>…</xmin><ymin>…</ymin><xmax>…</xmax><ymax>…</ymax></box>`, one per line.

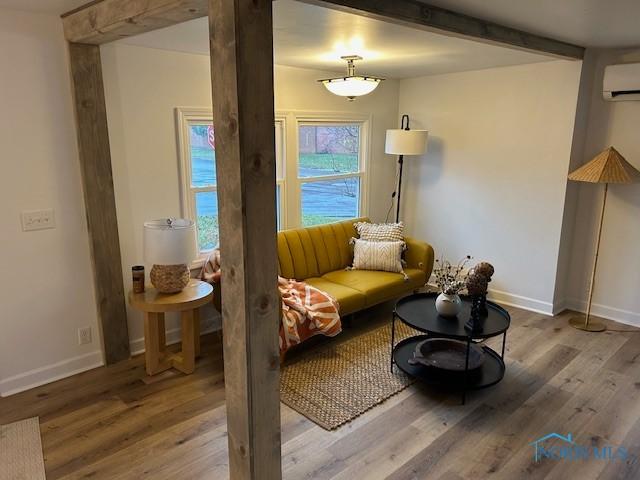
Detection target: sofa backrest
<box><xmin>277</xmin><ymin>217</ymin><xmax>370</xmax><ymax>280</ymax></box>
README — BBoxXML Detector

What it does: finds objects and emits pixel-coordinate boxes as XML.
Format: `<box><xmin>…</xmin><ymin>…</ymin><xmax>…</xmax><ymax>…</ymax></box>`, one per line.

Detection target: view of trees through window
<box><xmin>299</xmin><ymin>124</ymin><xmax>361</xmax><ymax>226</ymax></box>
<box><xmin>185</xmin><ymin>118</ymin><xmax>364</xmax><ymax>252</ymax></box>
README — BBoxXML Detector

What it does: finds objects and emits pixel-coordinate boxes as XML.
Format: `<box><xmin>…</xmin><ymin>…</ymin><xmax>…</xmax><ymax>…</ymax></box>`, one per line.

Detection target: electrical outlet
<box><xmin>21</xmin><ymin>209</ymin><xmax>55</xmax><ymax>232</ymax></box>
<box><xmin>78</xmin><ymin>326</ymin><xmax>92</xmax><ymax>345</ymax></box>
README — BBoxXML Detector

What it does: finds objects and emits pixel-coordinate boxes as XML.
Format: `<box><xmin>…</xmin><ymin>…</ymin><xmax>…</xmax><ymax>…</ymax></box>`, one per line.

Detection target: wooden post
<box><xmin>208</xmin><ymin>0</ymin><xmax>282</xmax><ymax>479</ymax></box>
<box><xmin>68</xmin><ymin>43</ymin><xmax>130</xmax><ymax>364</ymax></box>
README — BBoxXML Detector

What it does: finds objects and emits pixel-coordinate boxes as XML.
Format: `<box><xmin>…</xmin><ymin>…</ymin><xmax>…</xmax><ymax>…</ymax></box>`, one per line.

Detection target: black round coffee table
<box><xmin>391</xmin><ymin>292</ymin><xmax>510</xmax><ymax>404</ymax></box>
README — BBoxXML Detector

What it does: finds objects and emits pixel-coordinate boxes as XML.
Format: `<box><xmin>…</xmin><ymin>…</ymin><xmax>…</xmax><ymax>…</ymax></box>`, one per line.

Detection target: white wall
<box><xmin>100</xmin><ymin>43</ymin><xmax>400</xmax><ymax>347</ymax></box>
<box><xmin>0</xmin><ymin>9</ymin><xmax>103</xmax><ymax>396</ymax></box>
<box><xmin>399</xmin><ymin>61</ymin><xmax>582</xmax><ymax>313</ymax></box>
<box><xmin>565</xmin><ymin>48</ymin><xmax>640</xmax><ymax>326</ymax></box>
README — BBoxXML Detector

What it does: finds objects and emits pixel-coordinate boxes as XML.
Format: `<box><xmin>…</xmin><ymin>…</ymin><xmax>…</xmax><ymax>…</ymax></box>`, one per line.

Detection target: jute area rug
<box><xmin>280</xmin><ymin>322</ymin><xmax>419</xmax><ymax>430</ymax></box>
<box><xmin>0</xmin><ymin>417</ymin><xmax>46</xmax><ymax>480</ymax></box>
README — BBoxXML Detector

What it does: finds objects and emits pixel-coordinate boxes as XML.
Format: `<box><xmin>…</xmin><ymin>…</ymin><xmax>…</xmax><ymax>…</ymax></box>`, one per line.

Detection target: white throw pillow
<box><xmin>355</xmin><ymin>222</ymin><xmax>404</xmax><ymax>242</ymax></box>
<box><xmin>351</xmin><ymin>238</ymin><xmax>406</xmax><ymax>275</ymax></box>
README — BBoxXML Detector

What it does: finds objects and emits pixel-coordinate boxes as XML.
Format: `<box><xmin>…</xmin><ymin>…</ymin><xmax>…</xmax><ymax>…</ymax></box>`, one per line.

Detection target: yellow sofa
<box><xmin>277</xmin><ymin>217</ymin><xmax>434</xmax><ymax>316</ymax></box>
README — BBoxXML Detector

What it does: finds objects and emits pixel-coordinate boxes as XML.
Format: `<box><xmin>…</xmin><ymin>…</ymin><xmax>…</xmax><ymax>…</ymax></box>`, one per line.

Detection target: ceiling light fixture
<box><xmin>318</xmin><ymin>55</ymin><xmax>384</xmax><ymax>101</ymax></box>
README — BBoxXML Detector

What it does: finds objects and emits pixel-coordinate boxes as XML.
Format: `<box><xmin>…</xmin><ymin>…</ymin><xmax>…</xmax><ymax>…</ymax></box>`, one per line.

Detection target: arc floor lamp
<box><xmin>385</xmin><ymin>115</ymin><xmax>428</xmax><ymax>222</ymax></box>
<box><xmin>568</xmin><ymin>146</ymin><xmax>640</xmax><ymax>332</ymax></box>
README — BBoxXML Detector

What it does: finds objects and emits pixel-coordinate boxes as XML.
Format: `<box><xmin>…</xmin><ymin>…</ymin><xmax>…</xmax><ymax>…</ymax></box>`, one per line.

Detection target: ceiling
<box><xmin>424</xmin><ymin>0</ymin><xmax>640</xmax><ymax>48</ymax></box>
<box><xmin>2</xmin><ymin>0</ymin><xmax>639</xmax><ymax>50</ymax></box>
<box><xmin>3</xmin><ymin>0</ymin><xmax>638</xmax><ymax>78</ymax></box>
<box><xmin>119</xmin><ymin>0</ymin><xmax>552</xmax><ymax>79</ymax></box>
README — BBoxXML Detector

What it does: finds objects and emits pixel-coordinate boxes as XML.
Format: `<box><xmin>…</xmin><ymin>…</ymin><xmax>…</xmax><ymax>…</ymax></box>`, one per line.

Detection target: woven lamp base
<box><xmin>150</xmin><ymin>264</ymin><xmax>190</xmax><ymax>293</ymax></box>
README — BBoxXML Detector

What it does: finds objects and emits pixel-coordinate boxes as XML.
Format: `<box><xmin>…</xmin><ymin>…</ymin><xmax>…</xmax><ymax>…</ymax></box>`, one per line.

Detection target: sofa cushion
<box><xmin>354</xmin><ymin>221</ymin><xmax>404</xmax><ymax>242</ymax></box>
<box><xmin>304</xmin><ymin>277</ymin><xmax>366</xmax><ymax>316</ymax></box>
<box><xmin>322</xmin><ymin>268</ymin><xmax>426</xmax><ymax>306</ymax></box>
<box><xmin>352</xmin><ymin>239</ymin><xmax>405</xmax><ymax>273</ymax></box>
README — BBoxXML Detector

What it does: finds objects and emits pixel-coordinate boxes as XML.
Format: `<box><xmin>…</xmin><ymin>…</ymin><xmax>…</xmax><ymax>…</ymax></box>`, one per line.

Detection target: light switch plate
<box><xmin>21</xmin><ymin>209</ymin><xmax>55</xmax><ymax>232</ymax></box>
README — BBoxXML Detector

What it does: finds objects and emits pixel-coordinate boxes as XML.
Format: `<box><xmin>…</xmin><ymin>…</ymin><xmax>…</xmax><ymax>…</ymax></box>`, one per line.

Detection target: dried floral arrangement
<box><xmin>433</xmin><ymin>255</ymin><xmax>473</xmax><ymax>295</ymax></box>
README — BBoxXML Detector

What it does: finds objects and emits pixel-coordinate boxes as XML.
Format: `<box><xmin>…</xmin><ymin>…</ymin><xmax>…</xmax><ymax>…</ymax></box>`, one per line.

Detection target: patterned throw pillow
<box><xmin>351</xmin><ymin>238</ymin><xmax>406</xmax><ymax>275</ymax></box>
<box><xmin>355</xmin><ymin>222</ymin><xmax>404</xmax><ymax>242</ymax></box>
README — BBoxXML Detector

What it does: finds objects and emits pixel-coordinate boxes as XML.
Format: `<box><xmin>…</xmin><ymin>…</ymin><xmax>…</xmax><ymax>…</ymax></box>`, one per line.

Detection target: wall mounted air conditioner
<box><xmin>603</xmin><ymin>63</ymin><xmax>640</xmax><ymax>101</ymax></box>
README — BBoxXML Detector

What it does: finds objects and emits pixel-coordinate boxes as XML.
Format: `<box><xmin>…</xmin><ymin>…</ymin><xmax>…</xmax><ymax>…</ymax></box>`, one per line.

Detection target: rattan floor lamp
<box><xmin>568</xmin><ymin>146</ymin><xmax>640</xmax><ymax>332</ymax></box>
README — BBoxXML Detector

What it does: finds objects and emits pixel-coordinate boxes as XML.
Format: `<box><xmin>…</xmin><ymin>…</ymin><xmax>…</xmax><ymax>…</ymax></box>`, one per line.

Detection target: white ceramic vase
<box><xmin>435</xmin><ymin>293</ymin><xmax>462</xmax><ymax>317</ymax></box>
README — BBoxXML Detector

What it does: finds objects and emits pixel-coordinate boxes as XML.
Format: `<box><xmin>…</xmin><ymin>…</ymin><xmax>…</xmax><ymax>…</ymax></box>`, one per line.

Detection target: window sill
<box><xmin>190</xmin><ymin>257</ymin><xmax>207</xmax><ymax>271</ymax></box>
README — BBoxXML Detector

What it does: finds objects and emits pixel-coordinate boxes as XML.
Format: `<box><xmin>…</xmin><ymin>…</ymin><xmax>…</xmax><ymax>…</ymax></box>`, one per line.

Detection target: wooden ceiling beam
<box><xmin>298</xmin><ymin>0</ymin><xmax>585</xmax><ymax>59</ymax></box>
<box><xmin>63</xmin><ymin>0</ymin><xmax>584</xmax><ymax>59</ymax></box>
<box><xmin>62</xmin><ymin>0</ymin><xmax>208</xmax><ymax>44</ymax></box>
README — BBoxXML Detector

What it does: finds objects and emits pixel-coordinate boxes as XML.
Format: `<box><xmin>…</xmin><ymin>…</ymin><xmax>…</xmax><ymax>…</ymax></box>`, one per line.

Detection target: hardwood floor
<box><xmin>2</xmin><ymin>302</ymin><xmax>640</xmax><ymax>479</ymax></box>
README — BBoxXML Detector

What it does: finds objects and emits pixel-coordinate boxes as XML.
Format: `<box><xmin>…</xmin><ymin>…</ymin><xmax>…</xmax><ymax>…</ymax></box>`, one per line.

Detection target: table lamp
<box><xmin>567</xmin><ymin>146</ymin><xmax>640</xmax><ymax>332</ymax></box>
<box><xmin>144</xmin><ymin>218</ymin><xmax>197</xmax><ymax>294</ymax></box>
<box><xmin>385</xmin><ymin>115</ymin><xmax>428</xmax><ymax>222</ymax></box>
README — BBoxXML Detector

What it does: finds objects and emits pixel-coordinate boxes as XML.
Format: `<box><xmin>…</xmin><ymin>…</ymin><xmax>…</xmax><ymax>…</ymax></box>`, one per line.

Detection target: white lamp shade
<box><xmin>144</xmin><ymin>218</ymin><xmax>197</xmax><ymax>265</ymax></box>
<box><xmin>385</xmin><ymin>129</ymin><xmax>428</xmax><ymax>155</ymax></box>
<box><xmin>322</xmin><ymin>77</ymin><xmax>381</xmax><ymax>98</ymax></box>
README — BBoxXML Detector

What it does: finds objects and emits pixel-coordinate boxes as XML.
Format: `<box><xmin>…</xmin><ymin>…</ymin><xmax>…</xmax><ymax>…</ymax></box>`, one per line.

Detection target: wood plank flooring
<box><xmin>2</xmin><ymin>302</ymin><xmax>640</xmax><ymax>479</ymax></box>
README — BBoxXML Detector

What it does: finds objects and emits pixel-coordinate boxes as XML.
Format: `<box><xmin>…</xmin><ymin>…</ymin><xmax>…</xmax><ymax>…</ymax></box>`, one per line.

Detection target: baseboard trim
<box><xmin>563</xmin><ymin>298</ymin><xmax>640</xmax><ymax>328</ymax></box>
<box><xmin>0</xmin><ymin>350</ymin><xmax>104</xmax><ymax>398</ymax></box>
<box><xmin>129</xmin><ymin>326</ymin><xmax>219</xmax><ymax>356</ymax></box>
<box><xmin>0</xmin><ymin>327</ymin><xmax>222</xmax><ymax>398</ymax></box>
<box><xmin>486</xmin><ymin>289</ymin><xmax>554</xmax><ymax>316</ymax></box>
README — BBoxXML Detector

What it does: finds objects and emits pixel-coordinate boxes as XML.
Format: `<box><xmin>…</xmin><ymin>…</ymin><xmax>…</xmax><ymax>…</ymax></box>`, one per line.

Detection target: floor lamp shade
<box><xmin>568</xmin><ymin>146</ymin><xmax>640</xmax><ymax>184</ymax></box>
<box><xmin>385</xmin><ymin>129</ymin><xmax>428</xmax><ymax>155</ymax></box>
<box><xmin>385</xmin><ymin>123</ymin><xmax>428</xmax><ymax>224</ymax></box>
<box><xmin>144</xmin><ymin>219</ymin><xmax>197</xmax><ymax>293</ymax></box>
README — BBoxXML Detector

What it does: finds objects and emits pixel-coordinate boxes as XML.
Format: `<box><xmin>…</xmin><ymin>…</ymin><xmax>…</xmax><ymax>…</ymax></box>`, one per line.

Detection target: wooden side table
<box><xmin>129</xmin><ymin>279</ymin><xmax>213</xmax><ymax>375</ymax></box>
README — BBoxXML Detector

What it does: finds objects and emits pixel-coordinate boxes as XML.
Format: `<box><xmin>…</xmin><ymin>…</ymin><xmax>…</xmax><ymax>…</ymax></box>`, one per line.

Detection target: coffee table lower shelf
<box><xmin>392</xmin><ymin>335</ymin><xmax>505</xmax><ymax>402</ymax></box>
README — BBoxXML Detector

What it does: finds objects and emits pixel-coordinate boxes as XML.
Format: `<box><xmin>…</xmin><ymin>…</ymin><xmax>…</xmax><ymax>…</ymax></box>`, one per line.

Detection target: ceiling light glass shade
<box><xmin>321</xmin><ymin>76</ymin><xmax>382</xmax><ymax>99</ymax></box>
<box><xmin>319</xmin><ymin>55</ymin><xmax>384</xmax><ymax>100</ymax></box>
<box><xmin>385</xmin><ymin>129</ymin><xmax>428</xmax><ymax>155</ymax></box>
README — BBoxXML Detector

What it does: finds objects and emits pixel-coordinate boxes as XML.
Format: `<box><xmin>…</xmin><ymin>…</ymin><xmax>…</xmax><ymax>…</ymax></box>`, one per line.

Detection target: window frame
<box><xmin>274</xmin><ymin>116</ymin><xmax>287</xmax><ymax>230</ymax></box>
<box><xmin>176</xmin><ymin>108</ymin><xmax>288</xmax><ymax>258</ymax></box>
<box><xmin>290</xmin><ymin>112</ymin><xmax>371</xmax><ymax>228</ymax></box>
<box><xmin>175</xmin><ymin>108</ymin><xmax>217</xmax><ymax>258</ymax></box>
<box><xmin>176</xmin><ymin>108</ymin><xmax>371</xmax><ymax>255</ymax></box>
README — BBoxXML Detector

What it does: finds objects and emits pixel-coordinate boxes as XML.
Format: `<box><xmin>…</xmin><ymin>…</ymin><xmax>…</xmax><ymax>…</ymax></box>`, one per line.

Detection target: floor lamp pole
<box><xmin>395</xmin><ymin>154</ymin><xmax>404</xmax><ymax>223</ymax></box>
<box><xmin>569</xmin><ymin>183</ymin><xmax>608</xmax><ymax>332</ymax></box>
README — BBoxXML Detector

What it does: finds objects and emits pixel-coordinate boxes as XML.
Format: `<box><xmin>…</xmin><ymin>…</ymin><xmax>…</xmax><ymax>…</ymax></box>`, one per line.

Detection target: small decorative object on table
<box><xmin>465</xmin><ymin>262</ymin><xmax>495</xmax><ymax>333</ymax></box>
<box><xmin>132</xmin><ymin>265</ymin><xmax>145</xmax><ymax>293</ymax></box>
<box><xmin>433</xmin><ymin>255</ymin><xmax>472</xmax><ymax>317</ymax></box>
<box><xmin>409</xmin><ymin>338</ymin><xmax>485</xmax><ymax>371</ymax></box>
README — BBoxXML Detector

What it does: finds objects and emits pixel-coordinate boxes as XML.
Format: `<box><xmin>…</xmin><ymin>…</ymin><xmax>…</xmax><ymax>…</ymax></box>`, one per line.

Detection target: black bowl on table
<box><xmin>408</xmin><ymin>338</ymin><xmax>485</xmax><ymax>371</ymax></box>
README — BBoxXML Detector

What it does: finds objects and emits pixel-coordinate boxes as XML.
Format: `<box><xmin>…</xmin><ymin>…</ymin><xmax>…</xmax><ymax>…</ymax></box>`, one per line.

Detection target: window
<box><xmin>177</xmin><ymin>109</ymin><xmax>369</xmax><ymax>253</ymax></box>
<box><xmin>274</xmin><ymin>119</ymin><xmax>286</xmax><ymax>230</ymax></box>
<box><xmin>298</xmin><ymin>123</ymin><xmax>364</xmax><ymax>226</ymax></box>
<box><xmin>177</xmin><ymin>108</ymin><xmax>286</xmax><ymax>253</ymax></box>
<box><xmin>179</xmin><ymin>115</ymin><xmax>218</xmax><ymax>252</ymax></box>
